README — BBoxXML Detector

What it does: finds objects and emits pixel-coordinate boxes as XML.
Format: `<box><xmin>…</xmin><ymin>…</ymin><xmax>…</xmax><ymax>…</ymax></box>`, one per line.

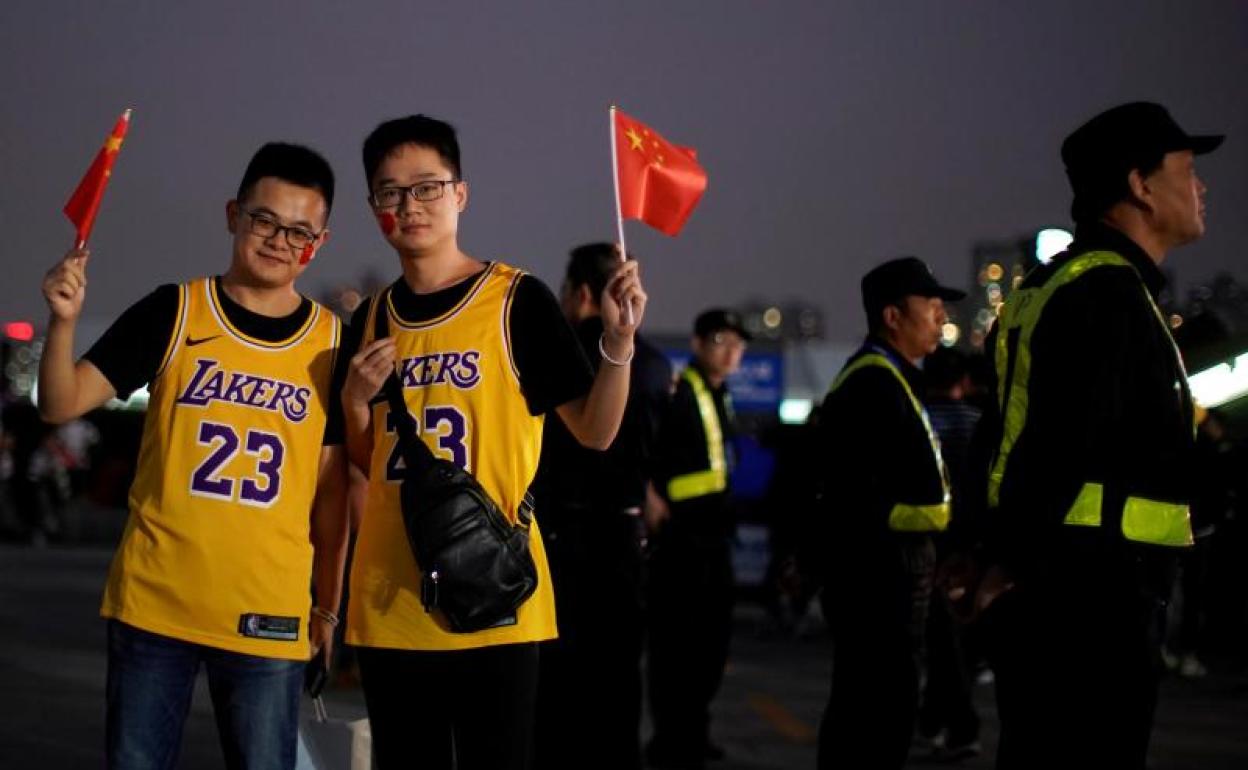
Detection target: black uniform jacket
<box><xmin>982</xmin><ymin>222</ymin><xmax>1195</xmax><ymax>582</ymax></box>
<box><xmin>813</xmin><ymin>340</ymin><xmax>945</xmax><ymax>565</ymax></box>
<box><xmin>653</xmin><ymin>362</ymin><xmax>735</xmax><ymax>523</ymax></box>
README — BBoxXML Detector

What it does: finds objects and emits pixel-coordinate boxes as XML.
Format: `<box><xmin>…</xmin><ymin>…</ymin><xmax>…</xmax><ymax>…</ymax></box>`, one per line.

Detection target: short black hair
<box><xmin>362</xmin><ymin>115</ymin><xmax>462</xmax><ymax>188</ymax></box>
<box><xmin>235</xmin><ymin>142</ymin><xmax>335</xmax><ymax>216</ymax></box>
<box><xmin>564</xmin><ymin>242</ymin><xmax>623</xmax><ymax>304</ymax></box>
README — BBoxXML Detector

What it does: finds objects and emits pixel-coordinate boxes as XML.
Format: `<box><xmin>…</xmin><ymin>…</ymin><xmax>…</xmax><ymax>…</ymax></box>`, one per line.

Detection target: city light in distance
<box><xmin>1189</xmin><ymin>352</ymin><xmax>1248</xmax><ymax>408</ymax></box>
<box><xmin>779</xmin><ymin>398</ymin><xmax>813</xmax><ymax>424</ymax></box>
<box><xmin>4</xmin><ymin>321</ymin><xmax>34</xmax><ymax>341</ymax></box>
<box><xmin>1034</xmin><ymin>228</ymin><xmax>1074</xmax><ymax>264</ymax></box>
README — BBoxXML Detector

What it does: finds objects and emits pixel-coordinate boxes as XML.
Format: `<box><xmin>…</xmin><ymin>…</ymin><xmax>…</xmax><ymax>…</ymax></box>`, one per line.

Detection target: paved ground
<box><xmin>3</xmin><ymin>544</ymin><xmax>1247</xmax><ymax>769</ymax></box>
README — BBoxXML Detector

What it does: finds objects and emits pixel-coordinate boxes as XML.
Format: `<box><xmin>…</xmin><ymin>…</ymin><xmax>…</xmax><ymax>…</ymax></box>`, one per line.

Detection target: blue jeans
<box><xmin>106</xmin><ymin>620</ymin><xmax>303</xmax><ymax>770</ymax></box>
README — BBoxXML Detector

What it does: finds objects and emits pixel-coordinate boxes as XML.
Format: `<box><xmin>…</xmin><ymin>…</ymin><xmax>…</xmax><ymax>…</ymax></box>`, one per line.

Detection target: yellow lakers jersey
<box><xmin>346</xmin><ymin>262</ymin><xmax>557</xmax><ymax>650</ymax></box>
<box><xmin>102</xmin><ymin>277</ymin><xmax>341</xmax><ymax>660</ymax></box>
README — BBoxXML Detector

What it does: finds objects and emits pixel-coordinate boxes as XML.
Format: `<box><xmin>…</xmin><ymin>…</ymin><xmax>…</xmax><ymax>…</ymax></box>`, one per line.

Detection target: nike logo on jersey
<box><xmin>185</xmin><ymin>334</ymin><xmax>221</xmax><ymax>347</ymax></box>
<box><xmin>398</xmin><ymin>350</ymin><xmax>482</xmax><ymax>390</ymax></box>
<box><xmin>175</xmin><ymin>358</ymin><xmax>312</xmax><ymax>422</ymax></box>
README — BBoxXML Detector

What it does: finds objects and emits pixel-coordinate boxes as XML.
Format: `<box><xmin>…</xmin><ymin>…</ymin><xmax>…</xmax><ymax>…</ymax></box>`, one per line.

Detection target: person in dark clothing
<box><xmin>646</xmin><ymin>308</ymin><xmax>745</xmax><ymax>770</ymax></box>
<box><xmin>1</xmin><ymin>399</ymin><xmax>50</xmax><ymax>543</ymax></box>
<box><xmin>810</xmin><ymin>256</ymin><xmax>964</xmax><ymax>770</ymax></box>
<box><xmin>532</xmin><ymin>242</ymin><xmax>672</xmax><ymax>770</ymax></box>
<box><xmin>760</xmin><ymin>412</ymin><xmax>825</xmax><ymax>636</ymax></box>
<box><xmin>812</xmin><ymin>257</ymin><xmax>965</xmax><ymax>769</ymax></box>
<box><xmin>977</xmin><ymin>102</ymin><xmax>1222</xmax><ymax>769</ymax></box>
<box><xmin>1166</xmin><ymin>409</ymin><xmax>1235</xmax><ymax>677</ymax></box>
<box><xmin>917</xmin><ymin>347</ymin><xmax>983</xmax><ymax>761</ymax></box>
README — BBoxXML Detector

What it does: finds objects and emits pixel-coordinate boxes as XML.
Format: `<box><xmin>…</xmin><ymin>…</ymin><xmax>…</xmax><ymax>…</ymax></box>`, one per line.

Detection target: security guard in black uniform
<box><xmin>979</xmin><ymin>102</ymin><xmax>1222</xmax><ymax>769</ymax></box>
<box><xmin>532</xmin><ymin>243</ymin><xmax>672</xmax><ymax>770</ymax></box>
<box><xmin>811</xmin><ymin>257</ymin><xmax>964</xmax><ymax>770</ymax></box>
<box><xmin>647</xmin><ymin>309</ymin><xmax>746</xmax><ymax>769</ymax></box>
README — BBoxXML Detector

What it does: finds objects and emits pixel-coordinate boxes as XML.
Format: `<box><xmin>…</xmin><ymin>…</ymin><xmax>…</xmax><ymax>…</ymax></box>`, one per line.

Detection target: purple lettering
<box><xmin>222</xmin><ymin>372</ymin><xmax>251</xmax><ymax>404</ymax></box>
<box><xmin>282</xmin><ymin>388</ymin><xmax>311</xmax><ymax>423</ymax></box>
<box><xmin>176</xmin><ymin>359</ymin><xmax>219</xmax><ymax>406</ymax></box>
<box><xmin>266</xmin><ymin>382</ymin><xmax>296</xmax><ymax>414</ymax></box>
<box><xmin>196</xmin><ymin>370</ymin><xmax>226</xmax><ymax>402</ymax></box>
<box><xmin>418</xmin><ymin>355</ymin><xmax>438</xmax><ymax>387</ymax></box>
<box><xmin>246</xmin><ymin>378</ymin><xmax>272</xmax><ymax>407</ymax></box>
<box><xmin>433</xmin><ymin>352</ymin><xmax>460</xmax><ymax>384</ymax></box>
<box><xmin>452</xmin><ymin>351</ymin><xmax>482</xmax><ymax>389</ymax></box>
<box><xmin>400</xmin><ymin>356</ymin><xmax>423</xmax><ymax>387</ymax></box>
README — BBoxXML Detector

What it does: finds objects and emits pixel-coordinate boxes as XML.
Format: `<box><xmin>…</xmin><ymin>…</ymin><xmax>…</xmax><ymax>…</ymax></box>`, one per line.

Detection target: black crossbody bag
<box><xmin>375</xmin><ymin>293</ymin><xmax>538</xmax><ymax>633</ymax></box>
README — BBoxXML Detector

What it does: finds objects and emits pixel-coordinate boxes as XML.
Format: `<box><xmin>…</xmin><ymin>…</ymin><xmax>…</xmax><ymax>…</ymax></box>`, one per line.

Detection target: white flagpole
<box><xmin>609</xmin><ymin>105</ymin><xmax>635</xmax><ymax>326</ymax></box>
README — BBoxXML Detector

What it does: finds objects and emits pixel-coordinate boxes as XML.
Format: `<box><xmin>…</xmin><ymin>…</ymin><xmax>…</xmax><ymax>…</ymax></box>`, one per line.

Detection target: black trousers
<box><xmin>984</xmin><ymin>563</ymin><xmax>1170</xmax><ymax>770</ymax></box>
<box><xmin>357</xmin><ymin>643</ymin><xmax>539</xmax><ymax>770</ymax></box>
<box><xmin>1173</xmin><ymin>534</ymin><xmax>1213</xmax><ymax>656</ymax></box>
<box><xmin>918</xmin><ymin>588</ymin><xmax>980</xmax><ymax>747</ymax></box>
<box><xmin>817</xmin><ymin>537</ymin><xmax>934</xmax><ymax>770</ymax></box>
<box><xmin>646</xmin><ymin>519</ymin><xmax>734</xmax><ymax>763</ymax></box>
<box><xmin>534</xmin><ymin>504</ymin><xmax>645</xmax><ymax>770</ymax></box>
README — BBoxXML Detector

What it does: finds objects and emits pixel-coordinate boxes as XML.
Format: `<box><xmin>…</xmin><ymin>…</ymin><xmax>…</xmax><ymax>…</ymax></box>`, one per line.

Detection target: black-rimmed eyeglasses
<box><xmin>370</xmin><ymin>180</ymin><xmax>459</xmax><ymax>209</ymax></box>
<box><xmin>242</xmin><ymin>210</ymin><xmax>320</xmax><ymax>250</ymax></box>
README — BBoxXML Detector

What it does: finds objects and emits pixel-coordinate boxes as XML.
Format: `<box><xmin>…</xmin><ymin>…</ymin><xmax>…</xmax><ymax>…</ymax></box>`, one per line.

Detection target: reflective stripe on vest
<box><xmin>829</xmin><ymin>352</ymin><xmax>951</xmax><ymax>532</ymax></box>
<box><xmin>667</xmin><ymin>367</ymin><xmax>729</xmax><ymax>502</ymax></box>
<box><xmin>988</xmin><ymin>251</ymin><xmax>1193</xmax><ymax>547</ymax></box>
<box><xmin>1060</xmin><ymin>482</ymin><xmax>1192</xmax><ymax>545</ymax></box>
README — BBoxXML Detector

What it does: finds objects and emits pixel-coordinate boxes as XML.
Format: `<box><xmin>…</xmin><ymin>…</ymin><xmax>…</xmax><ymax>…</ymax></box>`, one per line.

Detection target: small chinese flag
<box><xmin>63</xmin><ymin>109</ymin><xmax>132</xmax><ymax>247</ymax></box>
<box><xmin>613</xmin><ymin>107</ymin><xmax>707</xmax><ymax>236</ymax></box>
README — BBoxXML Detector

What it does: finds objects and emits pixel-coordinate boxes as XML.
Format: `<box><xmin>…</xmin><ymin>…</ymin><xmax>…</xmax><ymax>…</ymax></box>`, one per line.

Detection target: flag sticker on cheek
<box><xmin>377</xmin><ymin>211</ymin><xmax>397</xmax><ymax>236</ymax></box>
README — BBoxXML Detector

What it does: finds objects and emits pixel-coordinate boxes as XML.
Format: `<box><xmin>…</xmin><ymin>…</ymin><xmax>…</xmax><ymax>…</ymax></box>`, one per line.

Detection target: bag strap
<box><xmin>374</xmin><ymin>288</ymin><xmax>437</xmax><ymax>474</ymax></box>
<box><xmin>374</xmin><ymin>285</ymin><xmax>535</xmax><ymax>532</ymax></box>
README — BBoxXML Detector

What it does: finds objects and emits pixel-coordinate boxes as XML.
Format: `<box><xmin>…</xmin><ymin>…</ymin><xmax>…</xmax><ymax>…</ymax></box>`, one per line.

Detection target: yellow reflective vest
<box><xmin>666</xmin><ymin>367</ymin><xmax>731</xmax><ymax>503</ymax></box>
<box><xmin>827</xmin><ymin>348</ymin><xmax>952</xmax><ymax>533</ymax></box>
<box><xmin>989</xmin><ymin>250</ymin><xmax>1193</xmax><ymax>547</ymax></box>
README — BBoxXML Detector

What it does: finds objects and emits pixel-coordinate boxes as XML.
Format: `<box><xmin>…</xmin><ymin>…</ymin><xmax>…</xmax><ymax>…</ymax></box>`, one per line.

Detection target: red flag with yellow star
<box><xmin>613</xmin><ymin>107</ymin><xmax>707</xmax><ymax>236</ymax></box>
<box><xmin>64</xmin><ymin>109</ymin><xmax>132</xmax><ymax>247</ymax></box>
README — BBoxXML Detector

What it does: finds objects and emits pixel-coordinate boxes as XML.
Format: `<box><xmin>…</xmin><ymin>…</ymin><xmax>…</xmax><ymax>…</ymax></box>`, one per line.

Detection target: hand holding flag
<box><xmin>42</xmin><ymin>247</ymin><xmax>90</xmax><ymax>323</ymax></box>
<box><xmin>64</xmin><ymin>109</ymin><xmax>132</xmax><ymax>248</ymax></box>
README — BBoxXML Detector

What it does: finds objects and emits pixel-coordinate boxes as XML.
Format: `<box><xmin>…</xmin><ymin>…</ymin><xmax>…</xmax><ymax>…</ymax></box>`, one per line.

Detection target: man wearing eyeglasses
<box><xmin>338</xmin><ymin>114</ymin><xmax>646</xmax><ymax>770</ymax></box>
<box><xmin>38</xmin><ymin>142</ymin><xmax>348</xmax><ymax>770</ymax></box>
<box><xmin>646</xmin><ymin>308</ymin><xmax>747</xmax><ymax>769</ymax></box>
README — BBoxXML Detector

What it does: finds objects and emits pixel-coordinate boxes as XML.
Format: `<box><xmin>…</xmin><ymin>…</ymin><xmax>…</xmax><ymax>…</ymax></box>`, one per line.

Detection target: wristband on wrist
<box><xmin>599</xmin><ymin>334</ymin><xmax>635</xmax><ymax>366</ymax></box>
<box><xmin>310</xmin><ymin>606</ymin><xmax>340</xmax><ymax>626</ymax></box>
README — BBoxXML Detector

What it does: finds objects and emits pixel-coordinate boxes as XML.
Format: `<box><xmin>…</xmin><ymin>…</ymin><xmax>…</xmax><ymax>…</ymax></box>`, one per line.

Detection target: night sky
<box><xmin>3</xmin><ymin>1</ymin><xmax>1245</xmax><ymax>343</ymax></box>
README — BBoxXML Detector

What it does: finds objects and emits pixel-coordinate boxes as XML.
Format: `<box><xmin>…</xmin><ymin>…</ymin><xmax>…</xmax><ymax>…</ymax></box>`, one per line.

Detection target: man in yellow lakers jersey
<box><xmin>38</xmin><ymin>143</ymin><xmax>349</xmax><ymax>770</ymax></box>
<box><xmin>338</xmin><ymin>115</ymin><xmax>646</xmax><ymax>770</ymax></box>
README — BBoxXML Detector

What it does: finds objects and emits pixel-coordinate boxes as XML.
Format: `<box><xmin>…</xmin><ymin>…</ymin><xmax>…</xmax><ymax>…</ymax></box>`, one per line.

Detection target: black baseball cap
<box><xmin>862</xmin><ymin>257</ymin><xmax>965</xmax><ymax>326</ymax></box>
<box><xmin>694</xmin><ymin>308</ymin><xmax>752</xmax><ymax>342</ymax></box>
<box><xmin>1062</xmin><ymin>101</ymin><xmax>1223</xmax><ymax>222</ymax></box>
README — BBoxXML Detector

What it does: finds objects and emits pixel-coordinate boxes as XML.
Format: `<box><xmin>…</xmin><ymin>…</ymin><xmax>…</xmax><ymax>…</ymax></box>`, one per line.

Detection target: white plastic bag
<box><xmin>296</xmin><ymin>696</ymin><xmax>373</xmax><ymax>770</ymax></box>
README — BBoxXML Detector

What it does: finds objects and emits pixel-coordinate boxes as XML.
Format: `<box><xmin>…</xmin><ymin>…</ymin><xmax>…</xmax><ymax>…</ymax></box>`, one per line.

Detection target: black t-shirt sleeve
<box><xmin>321</xmin><ymin>316</ymin><xmax>350</xmax><ymax>447</ymax></box>
<box><xmin>82</xmin><ymin>284</ymin><xmax>180</xmax><ymax>399</ymax></box>
<box><xmin>323</xmin><ymin>299</ymin><xmax>374</xmax><ymax>447</ymax></box>
<box><xmin>509</xmin><ymin>275</ymin><xmax>594</xmax><ymax>416</ymax></box>
<box><xmin>344</xmin><ymin>298</ymin><xmax>372</xmax><ymax>359</ymax></box>
<box><xmin>332</xmin><ymin>298</ymin><xmax>371</xmax><ymax>390</ymax></box>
